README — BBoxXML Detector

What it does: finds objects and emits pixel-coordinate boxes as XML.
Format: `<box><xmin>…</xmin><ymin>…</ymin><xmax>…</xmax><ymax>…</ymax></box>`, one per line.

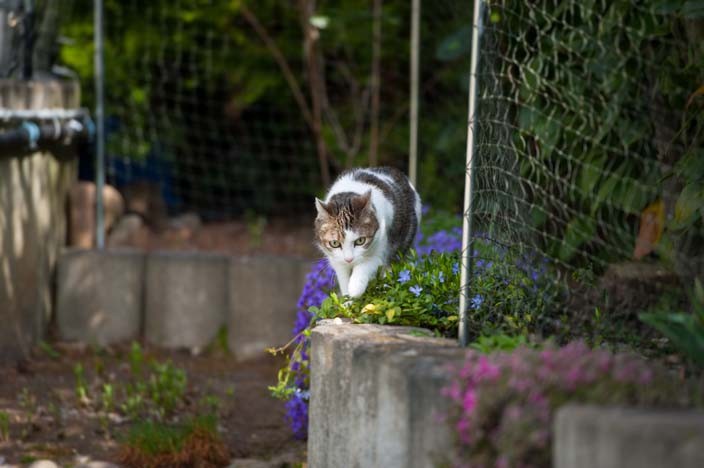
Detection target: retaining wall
<box><xmin>308</xmin><ymin>320</ymin><xmax>704</xmax><ymax>468</ymax></box>
<box><xmin>56</xmin><ymin>249</ymin><xmax>311</xmax><ymax>358</ymax></box>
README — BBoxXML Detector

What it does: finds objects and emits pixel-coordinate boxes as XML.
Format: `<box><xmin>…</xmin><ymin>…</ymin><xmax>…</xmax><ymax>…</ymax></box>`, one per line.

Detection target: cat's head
<box><xmin>314</xmin><ymin>190</ymin><xmax>379</xmax><ymax>265</ymax></box>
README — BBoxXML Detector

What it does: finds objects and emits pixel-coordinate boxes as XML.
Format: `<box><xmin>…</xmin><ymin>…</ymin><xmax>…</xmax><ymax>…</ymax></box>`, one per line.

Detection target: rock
<box><xmin>107</xmin><ymin>213</ymin><xmax>148</xmax><ymax>248</ymax></box>
<box><xmin>169</xmin><ymin>212</ymin><xmax>202</xmax><ymax>231</ymax></box>
<box><xmin>123</xmin><ymin>181</ymin><xmax>167</xmax><ymax>230</ymax></box>
<box><xmin>28</xmin><ymin>461</ymin><xmax>59</xmax><ymax>468</ymax></box>
<box><xmin>69</xmin><ymin>181</ymin><xmax>125</xmax><ymax>248</ymax></box>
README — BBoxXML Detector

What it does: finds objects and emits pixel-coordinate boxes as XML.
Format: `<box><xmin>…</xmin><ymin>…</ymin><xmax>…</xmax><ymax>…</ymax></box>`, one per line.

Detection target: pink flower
<box><xmin>463</xmin><ymin>389</ymin><xmax>478</xmax><ymax>414</ymax></box>
<box><xmin>475</xmin><ymin>355</ymin><xmax>501</xmax><ymax>382</ymax></box>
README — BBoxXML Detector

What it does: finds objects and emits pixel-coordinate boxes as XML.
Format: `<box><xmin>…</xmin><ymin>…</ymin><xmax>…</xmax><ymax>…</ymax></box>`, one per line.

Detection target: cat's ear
<box><xmin>315</xmin><ymin>198</ymin><xmax>331</xmax><ymax>217</ymax></box>
<box><xmin>352</xmin><ymin>190</ymin><xmax>372</xmax><ymax>212</ymax></box>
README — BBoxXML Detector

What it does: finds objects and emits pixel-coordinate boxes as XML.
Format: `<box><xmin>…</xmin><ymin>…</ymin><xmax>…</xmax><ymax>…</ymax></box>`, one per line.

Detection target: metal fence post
<box><xmin>94</xmin><ymin>0</ymin><xmax>105</xmax><ymax>249</ymax></box>
<box><xmin>458</xmin><ymin>0</ymin><xmax>485</xmax><ymax>347</ymax></box>
<box><xmin>409</xmin><ymin>0</ymin><xmax>420</xmax><ymax>187</ymax></box>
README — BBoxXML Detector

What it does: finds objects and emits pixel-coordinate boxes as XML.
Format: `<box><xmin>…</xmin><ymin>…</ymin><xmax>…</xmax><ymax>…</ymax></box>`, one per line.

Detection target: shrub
<box><xmin>444</xmin><ymin>343</ymin><xmax>697</xmax><ymax>468</ymax></box>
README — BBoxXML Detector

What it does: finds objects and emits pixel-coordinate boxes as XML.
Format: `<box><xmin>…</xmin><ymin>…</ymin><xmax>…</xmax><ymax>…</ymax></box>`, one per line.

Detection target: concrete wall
<box><xmin>554</xmin><ymin>405</ymin><xmax>704</xmax><ymax>468</ymax></box>
<box><xmin>308</xmin><ymin>321</ymin><xmax>704</xmax><ymax>468</ymax></box>
<box><xmin>0</xmin><ymin>79</ymin><xmax>79</xmax><ymax>361</ymax></box>
<box><xmin>308</xmin><ymin>319</ymin><xmax>463</xmax><ymax>468</ymax></box>
<box><xmin>55</xmin><ymin>250</ymin><xmax>312</xmax><ymax>358</ymax></box>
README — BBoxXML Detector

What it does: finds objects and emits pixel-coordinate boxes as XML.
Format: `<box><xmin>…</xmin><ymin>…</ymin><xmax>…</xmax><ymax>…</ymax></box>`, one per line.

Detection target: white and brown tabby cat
<box><xmin>315</xmin><ymin>167</ymin><xmax>421</xmax><ymax>298</ymax></box>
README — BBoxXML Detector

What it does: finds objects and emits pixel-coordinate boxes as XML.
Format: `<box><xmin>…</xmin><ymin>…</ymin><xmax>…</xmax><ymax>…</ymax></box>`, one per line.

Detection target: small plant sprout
<box><xmin>129</xmin><ymin>341</ymin><xmax>145</xmax><ymax>377</ymax></box>
<box><xmin>0</xmin><ymin>410</ymin><xmax>10</xmax><ymax>441</ymax></box>
<box><xmin>73</xmin><ymin>363</ymin><xmax>89</xmax><ymax>404</ymax></box>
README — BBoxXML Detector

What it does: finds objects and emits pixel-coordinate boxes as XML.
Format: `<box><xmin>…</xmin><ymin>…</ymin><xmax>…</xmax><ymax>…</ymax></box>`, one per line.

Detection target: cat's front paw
<box><xmin>347</xmin><ymin>281</ymin><xmax>368</xmax><ymax>298</ymax></box>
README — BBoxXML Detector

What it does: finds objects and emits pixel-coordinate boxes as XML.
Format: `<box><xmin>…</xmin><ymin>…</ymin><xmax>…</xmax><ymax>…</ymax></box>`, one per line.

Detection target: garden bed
<box><xmin>0</xmin><ymin>342</ymin><xmax>305</xmax><ymax>466</ymax></box>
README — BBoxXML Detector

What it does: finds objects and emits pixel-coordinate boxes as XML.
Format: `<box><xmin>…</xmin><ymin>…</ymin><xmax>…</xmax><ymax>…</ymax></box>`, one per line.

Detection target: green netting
<box><xmin>470</xmin><ymin>0</ymin><xmax>703</xmax><ymax>278</ymax></box>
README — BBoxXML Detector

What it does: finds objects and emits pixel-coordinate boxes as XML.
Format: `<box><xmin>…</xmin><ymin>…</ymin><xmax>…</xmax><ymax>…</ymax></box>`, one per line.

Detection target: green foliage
<box><xmin>469</xmin><ymin>334</ymin><xmax>530</xmax><ymax>353</ymax></box>
<box><xmin>314</xmin><ymin>251</ymin><xmax>461</xmax><ymax>336</ymax></box>
<box><xmin>640</xmin><ymin>279</ymin><xmax>704</xmax><ymax>367</ymax></box>
<box><xmin>148</xmin><ymin>361</ymin><xmax>188</xmax><ymax>419</ymax></box>
<box><xmin>73</xmin><ymin>363</ymin><xmax>89</xmax><ymax>403</ymax></box>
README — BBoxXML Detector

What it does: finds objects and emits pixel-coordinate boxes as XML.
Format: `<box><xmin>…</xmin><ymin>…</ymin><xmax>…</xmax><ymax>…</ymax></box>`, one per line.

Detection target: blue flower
<box><xmin>452</xmin><ymin>263</ymin><xmax>460</xmax><ymax>274</ymax></box>
<box><xmin>410</xmin><ymin>285</ymin><xmax>423</xmax><ymax>297</ymax></box>
<box><xmin>437</xmin><ymin>271</ymin><xmax>445</xmax><ymax>283</ymax></box>
<box><xmin>398</xmin><ymin>269</ymin><xmax>411</xmax><ymax>284</ymax></box>
<box><xmin>470</xmin><ymin>294</ymin><xmax>483</xmax><ymax>309</ymax></box>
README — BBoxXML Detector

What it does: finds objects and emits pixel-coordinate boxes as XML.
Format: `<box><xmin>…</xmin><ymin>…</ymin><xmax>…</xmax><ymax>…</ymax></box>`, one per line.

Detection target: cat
<box><xmin>314</xmin><ymin>167</ymin><xmax>422</xmax><ymax>298</ymax></box>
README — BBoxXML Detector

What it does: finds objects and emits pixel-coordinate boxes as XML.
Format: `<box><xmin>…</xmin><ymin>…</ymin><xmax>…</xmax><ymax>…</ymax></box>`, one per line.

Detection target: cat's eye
<box><xmin>354</xmin><ymin>237</ymin><xmax>366</xmax><ymax>246</ymax></box>
<box><xmin>329</xmin><ymin>240</ymin><xmax>341</xmax><ymax>248</ymax></box>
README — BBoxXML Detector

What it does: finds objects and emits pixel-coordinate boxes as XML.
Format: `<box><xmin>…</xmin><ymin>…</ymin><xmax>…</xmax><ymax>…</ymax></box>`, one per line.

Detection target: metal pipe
<box><xmin>409</xmin><ymin>0</ymin><xmax>420</xmax><ymax>187</ymax></box>
<box><xmin>0</xmin><ymin>117</ymin><xmax>92</xmax><ymax>156</ymax></box>
<box><xmin>458</xmin><ymin>0</ymin><xmax>485</xmax><ymax>347</ymax></box>
<box><xmin>94</xmin><ymin>0</ymin><xmax>105</xmax><ymax>249</ymax></box>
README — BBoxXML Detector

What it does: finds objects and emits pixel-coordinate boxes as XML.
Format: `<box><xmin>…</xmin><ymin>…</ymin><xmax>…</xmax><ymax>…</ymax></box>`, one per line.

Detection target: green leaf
<box><xmin>674</xmin><ymin>183</ymin><xmax>704</xmax><ymax>225</ymax></box>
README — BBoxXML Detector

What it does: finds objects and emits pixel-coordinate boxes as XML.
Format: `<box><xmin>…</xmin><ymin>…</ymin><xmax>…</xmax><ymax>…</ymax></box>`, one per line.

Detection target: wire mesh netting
<box><xmin>55</xmin><ymin>1</ymin><xmax>473</xmax><ymax>221</ymax></box>
<box><xmin>464</xmin><ymin>0</ymin><xmax>704</xmax><ymax>339</ymax></box>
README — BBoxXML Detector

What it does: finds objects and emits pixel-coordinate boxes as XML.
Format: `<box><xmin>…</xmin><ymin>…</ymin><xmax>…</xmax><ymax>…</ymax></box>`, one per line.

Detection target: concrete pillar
<box><xmin>0</xmin><ymin>79</ymin><xmax>79</xmax><ymax>361</ymax></box>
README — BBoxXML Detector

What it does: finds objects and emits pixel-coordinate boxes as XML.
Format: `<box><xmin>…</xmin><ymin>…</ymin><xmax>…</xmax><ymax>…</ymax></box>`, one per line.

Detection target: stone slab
<box><xmin>554</xmin><ymin>405</ymin><xmax>704</xmax><ymax>468</ymax></box>
<box><xmin>56</xmin><ymin>248</ymin><xmax>145</xmax><ymax>345</ymax></box>
<box><xmin>144</xmin><ymin>251</ymin><xmax>227</xmax><ymax>350</ymax></box>
<box><xmin>228</xmin><ymin>255</ymin><xmax>310</xmax><ymax>361</ymax></box>
<box><xmin>308</xmin><ymin>319</ymin><xmax>460</xmax><ymax>468</ymax></box>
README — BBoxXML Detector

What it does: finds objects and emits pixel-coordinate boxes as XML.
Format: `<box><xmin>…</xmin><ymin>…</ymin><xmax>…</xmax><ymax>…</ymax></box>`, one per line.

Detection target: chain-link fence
<box><xmin>460</xmin><ymin>0</ymin><xmax>704</xmax><ymax>343</ymax></box>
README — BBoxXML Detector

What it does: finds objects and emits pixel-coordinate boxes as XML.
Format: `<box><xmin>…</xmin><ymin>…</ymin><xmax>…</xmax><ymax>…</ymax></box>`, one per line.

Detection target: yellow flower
<box><xmin>361</xmin><ymin>303</ymin><xmax>380</xmax><ymax>315</ymax></box>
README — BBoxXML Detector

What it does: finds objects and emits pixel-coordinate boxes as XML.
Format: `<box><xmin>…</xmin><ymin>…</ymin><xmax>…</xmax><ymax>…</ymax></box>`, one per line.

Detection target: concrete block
<box><xmin>228</xmin><ymin>256</ymin><xmax>310</xmax><ymax>361</ymax></box>
<box><xmin>308</xmin><ymin>319</ymin><xmax>460</xmax><ymax>468</ymax></box>
<box><xmin>56</xmin><ymin>248</ymin><xmax>144</xmax><ymax>346</ymax></box>
<box><xmin>554</xmin><ymin>405</ymin><xmax>704</xmax><ymax>468</ymax></box>
<box><xmin>375</xmin><ymin>346</ymin><xmax>465</xmax><ymax>468</ymax></box>
<box><xmin>145</xmin><ymin>251</ymin><xmax>227</xmax><ymax>350</ymax></box>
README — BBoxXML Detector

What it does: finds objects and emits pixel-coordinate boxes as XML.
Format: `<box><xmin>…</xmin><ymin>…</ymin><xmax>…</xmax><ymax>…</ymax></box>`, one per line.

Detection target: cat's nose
<box><xmin>344</xmin><ymin>257</ymin><xmax>354</xmax><ymax>263</ymax></box>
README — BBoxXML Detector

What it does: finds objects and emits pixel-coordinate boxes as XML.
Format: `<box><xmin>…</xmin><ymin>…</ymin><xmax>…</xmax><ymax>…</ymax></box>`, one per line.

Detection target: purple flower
<box><xmin>398</xmin><ymin>269</ymin><xmax>411</xmax><ymax>284</ymax></box>
<box><xmin>452</xmin><ymin>263</ymin><xmax>460</xmax><ymax>274</ymax></box>
<box><xmin>470</xmin><ymin>294</ymin><xmax>483</xmax><ymax>309</ymax></box>
<box><xmin>285</xmin><ymin>394</ymin><xmax>309</xmax><ymax>440</ymax></box>
<box><xmin>410</xmin><ymin>285</ymin><xmax>423</xmax><ymax>297</ymax></box>
<box><xmin>438</xmin><ymin>271</ymin><xmax>445</xmax><ymax>283</ymax></box>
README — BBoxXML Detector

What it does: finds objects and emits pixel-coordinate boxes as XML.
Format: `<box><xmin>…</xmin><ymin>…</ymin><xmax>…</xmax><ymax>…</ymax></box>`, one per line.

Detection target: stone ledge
<box><xmin>308</xmin><ymin>319</ymin><xmax>463</xmax><ymax>468</ymax></box>
<box><xmin>554</xmin><ymin>405</ymin><xmax>704</xmax><ymax>468</ymax></box>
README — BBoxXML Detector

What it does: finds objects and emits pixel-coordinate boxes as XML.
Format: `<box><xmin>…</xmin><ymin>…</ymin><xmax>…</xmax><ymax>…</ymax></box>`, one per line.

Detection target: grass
<box><xmin>117</xmin><ymin>415</ymin><xmax>229</xmax><ymax>468</ymax></box>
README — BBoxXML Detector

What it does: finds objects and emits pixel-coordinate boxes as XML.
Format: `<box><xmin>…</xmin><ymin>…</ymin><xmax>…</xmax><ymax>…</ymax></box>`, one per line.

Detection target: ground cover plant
<box><xmin>444</xmin><ymin>342</ymin><xmax>701</xmax><ymax>468</ymax></box>
<box><xmin>270</xmin><ymin>209</ymin><xmax>564</xmax><ymax>438</ymax></box>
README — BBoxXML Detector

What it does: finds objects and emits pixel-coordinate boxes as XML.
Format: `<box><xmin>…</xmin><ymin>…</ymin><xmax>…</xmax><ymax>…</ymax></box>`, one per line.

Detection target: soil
<box><xmin>1</xmin><ymin>216</ymin><xmax>315</xmax><ymax>466</ymax></box>
<box><xmin>0</xmin><ymin>343</ymin><xmax>306</xmax><ymax>466</ymax></box>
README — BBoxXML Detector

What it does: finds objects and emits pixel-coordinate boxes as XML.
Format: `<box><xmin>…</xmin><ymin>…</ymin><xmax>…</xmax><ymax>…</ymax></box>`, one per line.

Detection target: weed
<box><xmin>129</xmin><ymin>341</ymin><xmax>145</xmax><ymax>377</ymax></box>
<box><xmin>38</xmin><ymin>341</ymin><xmax>61</xmax><ymax>360</ymax></box>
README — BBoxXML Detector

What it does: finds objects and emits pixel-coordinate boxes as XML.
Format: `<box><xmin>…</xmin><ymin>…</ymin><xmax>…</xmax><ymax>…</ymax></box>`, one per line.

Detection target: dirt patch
<box><xmin>0</xmin><ymin>343</ymin><xmax>305</xmax><ymax>466</ymax></box>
